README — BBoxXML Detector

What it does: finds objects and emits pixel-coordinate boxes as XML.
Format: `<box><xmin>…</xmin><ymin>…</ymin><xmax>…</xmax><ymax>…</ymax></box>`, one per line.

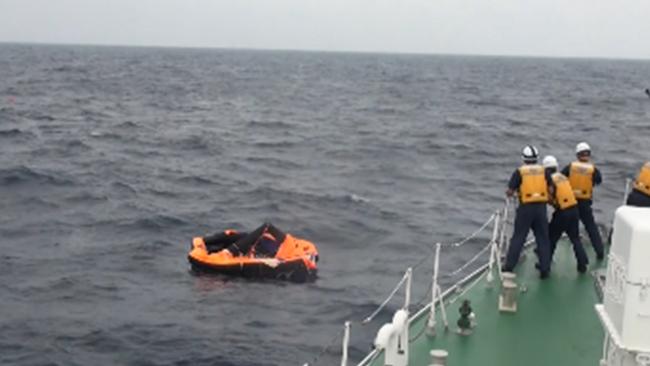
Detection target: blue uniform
<box><xmin>548</xmin><ymin>207</ymin><xmax>589</xmax><ymax>271</ymax></box>
<box><xmin>626</xmin><ymin>189</ymin><xmax>650</xmax><ymax>207</ymax></box>
<box><xmin>561</xmin><ymin>164</ymin><xmax>604</xmax><ymax>259</ymax></box>
<box><xmin>504</xmin><ymin>166</ymin><xmax>553</xmax><ymax>277</ymax></box>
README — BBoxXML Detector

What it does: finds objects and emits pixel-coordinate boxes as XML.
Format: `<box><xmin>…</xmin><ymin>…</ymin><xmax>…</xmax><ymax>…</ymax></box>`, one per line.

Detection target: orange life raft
<box><xmin>188</xmin><ymin>232</ymin><xmax>319</xmax><ymax>282</ymax></box>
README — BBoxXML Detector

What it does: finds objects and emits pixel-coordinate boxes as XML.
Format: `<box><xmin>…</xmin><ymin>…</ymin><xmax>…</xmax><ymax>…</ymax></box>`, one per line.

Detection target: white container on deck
<box><xmin>597</xmin><ymin>206</ymin><xmax>650</xmax><ymax>364</ymax></box>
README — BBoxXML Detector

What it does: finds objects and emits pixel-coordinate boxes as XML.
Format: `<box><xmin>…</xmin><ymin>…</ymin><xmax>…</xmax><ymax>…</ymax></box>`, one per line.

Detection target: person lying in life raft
<box><xmin>205</xmin><ymin>222</ymin><xmax>290</xmax><ymax>258</ymax></box>
<box><xmin>188</xmin><ymin>222</ymin><xmax>319</xmax><ymax>281</ymax></box>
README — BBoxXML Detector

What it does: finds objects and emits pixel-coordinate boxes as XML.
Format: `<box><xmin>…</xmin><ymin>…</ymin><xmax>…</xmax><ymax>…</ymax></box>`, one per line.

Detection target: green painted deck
<box><xmin>368</xmin><ymin>239</ymin><xmax>606</xmax><ymax>366</ymax></box>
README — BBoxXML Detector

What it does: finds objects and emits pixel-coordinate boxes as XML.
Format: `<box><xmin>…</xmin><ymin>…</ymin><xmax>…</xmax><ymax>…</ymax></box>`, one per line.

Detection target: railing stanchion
<box><xmin>404</xmin><ymin>267</ymin><xmax>412</xmax><ymax>310</ymax></box>
<box><xmin>426</xmin><ymin>243</ymin><xmax>441</xmax><ymax>336</ymax></box>
<box><xmin>341</xmin><ymin>321</ymin><xmax>351</xmax><ymax>366</ymax></box>
<box><xmin>500</xmin><ymin>198</ymin><xmax>510</xmax><ymax>257</ymax></box>
<box><xmin>487</xmin><ymin>210</ymin><xmax>500</xmax><ymax>284</ymax></box>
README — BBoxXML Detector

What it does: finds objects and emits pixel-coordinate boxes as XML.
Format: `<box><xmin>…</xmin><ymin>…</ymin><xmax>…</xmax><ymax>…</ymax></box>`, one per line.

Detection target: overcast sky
<box><xmin>1</xmin><ymin>0</ymin><xmax>649</xmax><ymax>59</ymax></box>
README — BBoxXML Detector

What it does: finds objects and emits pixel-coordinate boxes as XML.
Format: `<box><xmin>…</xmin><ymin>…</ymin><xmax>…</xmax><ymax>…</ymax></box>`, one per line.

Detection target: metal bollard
<box><xmin>430</xmin><ymin>349</ymin><xmax>448</xmax><ymax>366</ymax></box>
<box><xmin>499</xmin><ymin>272</ymin><xmax>518</xmax><ymax>312</ymax></box>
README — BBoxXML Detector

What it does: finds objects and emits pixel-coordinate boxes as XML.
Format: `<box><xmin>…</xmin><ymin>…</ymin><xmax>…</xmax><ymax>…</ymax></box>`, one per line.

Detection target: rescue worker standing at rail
<box><xmin>504</xmin><ymin>145</ymin><xmax>553</xmax><ymax>279</ymax></box>
<box><xmin>542</xmin><ymin>155</ymin><xmax>589</xmax><ymax>273</ymax></box>
<box><xmin>561</xmin><ymin>142</ymin><xmax>605</xmax><ymax>260</ymax></box>
<box><xmin>626</xmin><ymin>162</ymin><xmax>650</xmax><ymax>207</ymax></box>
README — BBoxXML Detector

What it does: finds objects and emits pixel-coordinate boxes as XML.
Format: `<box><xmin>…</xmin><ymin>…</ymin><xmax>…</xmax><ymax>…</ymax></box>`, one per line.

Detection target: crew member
<box><xmin>561</xmin><ymin>142</ymin><xmax>605</xmax><ymax>260</ymax></box>
<box><xmin>504</xmin><ymin>145</ymin><xmax>553</xmax><ymax>278</ymax></box>
<box><xmin>543</xmin><ymin>155</ymin><xmax>589</xmax><ymax>273</ymax></box>
<box><xmin>626</xmin><ymin>161</ymin><xmax>650</xmax><ymax>207</ymax></box>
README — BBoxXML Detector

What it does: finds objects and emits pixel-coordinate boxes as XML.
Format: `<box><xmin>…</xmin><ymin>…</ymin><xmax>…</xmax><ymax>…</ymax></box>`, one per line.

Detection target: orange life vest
<box><xmin>552</xmin><ymin>173</ymin><xmax>577</xmax><ymax>210</ymax></box>
<box><xmin>569</xmin><ymin>161</ymin><xmax>595</xmax><ymax>200</ymax></box>
<box><xmin>518</xmin><ymin>164</ymin><xmax>548</xmax><ymax>204</ymax></box>
<box><xmin>633</xmin><ymin>162</ymin><xmax>650</xmax><ymax>196</ymax></box>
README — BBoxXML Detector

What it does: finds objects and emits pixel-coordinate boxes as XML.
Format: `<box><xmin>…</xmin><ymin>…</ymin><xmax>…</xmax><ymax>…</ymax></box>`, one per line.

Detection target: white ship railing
<box><xmin>302</xmin><ymin>199</ymin><xmax>513</xmax><ymax>366</ymax></box>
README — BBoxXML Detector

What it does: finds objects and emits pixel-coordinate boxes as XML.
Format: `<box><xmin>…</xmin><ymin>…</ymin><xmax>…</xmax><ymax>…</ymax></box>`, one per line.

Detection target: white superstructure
<box><xmin>596</xmin><ymin>206</ymin><xmax>650</xmax><ymax>366</ymax></box>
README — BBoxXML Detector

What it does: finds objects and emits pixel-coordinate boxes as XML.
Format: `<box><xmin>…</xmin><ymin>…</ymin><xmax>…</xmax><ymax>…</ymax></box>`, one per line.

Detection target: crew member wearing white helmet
<box><xmin>626</xmin><ymin>162</ymin><xmax>650</xmax><ymax>207</ymax></box>
<box><xmin>561</xmin><ymin>142</ymin><xmax>604</xmax><ymax>260</ymax></box>
<box><xmin>543</xmin><ymin>155</ymin><xmax>589</xmax><ymax>273</ymax></box>
<box><xmin>504</xmin><ymin>145</ymin><xmax>553</xmax><ymax>278</ymax></box>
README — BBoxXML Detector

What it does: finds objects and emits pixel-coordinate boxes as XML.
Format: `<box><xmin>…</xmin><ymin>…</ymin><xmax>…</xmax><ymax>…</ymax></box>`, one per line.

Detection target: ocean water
<box><xmin>1</xmin><ymin>43</ymin><xmax>649</xmax><ymax>366</ymax></box>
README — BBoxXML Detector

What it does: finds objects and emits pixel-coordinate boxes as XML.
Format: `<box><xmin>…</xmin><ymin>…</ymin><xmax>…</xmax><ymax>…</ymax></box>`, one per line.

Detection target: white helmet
<box><xmin>542</xmin><ymin>155</ymin><xmax>558</xmax><ymax>168</ymax></box>
<box><xmin>521</xmin><ymin>145</ymin><xmax>539</xmax><ymax>162</ymax></box>
<box><xmin>576</xmin><ymin>142</ymin><xmax>591</xmax><ymax>154</ymax></box>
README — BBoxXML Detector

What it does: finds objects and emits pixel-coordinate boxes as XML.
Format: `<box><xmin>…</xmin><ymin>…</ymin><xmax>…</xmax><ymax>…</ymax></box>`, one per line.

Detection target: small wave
<box><xmin>80</xmin><ymin>108</ymin><xmax>112</xmax><ymax>121</ymax></box>
<box><xmin>133</xmin><ymin>240</ymin><xmax>174</xmax><ymax>253</ymax></box>
<box><xmin>348</xmin><ymin>194</ymin><xmax>369</xmax><ymax>203</ymax></box>
<box><xmin>28</xmin><ymin>113</ymin><xmax>56</xmax><ymax>121</ymax></box>
<box><xmin>64</xmin><ymin>190</ymin><xmax>109</xmax><ymax>204</ymax></box>
<box><xmin>0</xmin><ymin>128</ymin><xmax>35</xmax><ymax>139</ymax></box>
<box><xmin>245</xmin><ymin>320</ymin><xmax>269</xmax><ymax>328</ymax></box>
<box><xmin>442</xmin><ymin>120</ymin><xmax>471</xmax><ymax>129</ymax></box>
<box><xmin>21</xmin><ymin>196</ymin><xmax>60</xmax><ymax>209</ymax></box>
<box><xmin>116</xmin><ymin>120</ymin><xmax>138</xmax><ymax>129</ymax></box>
<box><xmin>467</xmin><ymin>98</ymin><xmax>499</xmax><ymax>108</ymax></box>
<box><xmin>176</xmin><ymin>175</ymin><xmax>216</xmax><ymax>186</ymax></box>
<box><xmin>577</xmin><ymin>99</ymin><xmax>593</xmax><ymax>106</ymax></box>
<box><xmin>65</xmin><ymin>139</ymin><xmax>92</xmax><ymax>151</ymax></box>
<box><xmin>129</xmin><ymin>214</ymin><xmax>189</xmax><ymax>230</ymax></box>
<box><xmin>110</xmin><ymin>181</ymin><xmax>138</xmax><ymax>196</ymax></box>
<box><xmin>48</xmin><ymin>65</ymin><xmax>90</xmax><ymax>74</ymax></box>
<box><xmin>48</xmin><ymin>276</ymin><xmax>77</xmax><ymax>291</ymax></box>
<box><xmin>503</xmin><ymin>103</ymin><xmax>534</xmax><ymax>112</ymax></box>
<box><xmin>627</xmin><ymin>123</ymin><xmax>650</xmax><ymax>131</ymax></box>
<box><xmin>171</xmin><ymin>134</ymin><xmax>212</xmax><ymax>152</ymax></box>
<box><xmin>78</xmin><ymin>329</ymin><xmax>127</xmax><ymax>352</ymax></box>
<box><xmin>244</xmin><ymin>156</ymin><xmax>304</xmax><ymax>170</ymax></box>
<box><xmin>502</xmin><ymin>130</ymin><xmax>526</xmax><ymax>139</ymax></box>
<box><xmin>357</xmin><ymin>106</ymin><xmax>401</xmax><ymax>115</ymax></box>
<box><xmin>246</xmin><ymin>119</ymin><xmax>295</xmax><ymax>129</ymax></box>
<box><xmin>244</xmin><ymin>186</ymin><xmax>371</xmax><ymax>209</ymax></box>
<box><xmin>252</xmin><ymin>140</ymin><xmax>298</xmax><ymax>148</ymax></box>
<box><xmin>0</xmin><ymin>166</ymin><xmax>74</xmax><ymax>186</ymax></box>
<box><xmin>506</xmin><ymin>118</ymin><xmax>527</xmax><ymax>127</ymax></box>
<box><xmin>89</xmin><ymin>130</ymin><xmax>124</xmax><ymax>140</ymax></box>
<box><xmin>142</xmin><ymin>186</ymin><xmax>180</xmax><ymax>199</ymax></box>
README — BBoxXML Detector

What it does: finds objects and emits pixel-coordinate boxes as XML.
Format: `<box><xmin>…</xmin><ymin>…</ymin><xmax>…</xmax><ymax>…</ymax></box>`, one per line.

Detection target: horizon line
<box><xmin>1</xmin><ymin>40</ymin><xmax>650</xmax><ymax>62</ymax></box>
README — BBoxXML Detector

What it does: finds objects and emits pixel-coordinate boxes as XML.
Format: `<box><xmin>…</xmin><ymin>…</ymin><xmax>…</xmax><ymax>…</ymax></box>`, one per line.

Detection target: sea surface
<box><xmin>1</xmin><ymin>43</ymin><xmax>649</xmax><ymax>366</ymax></box>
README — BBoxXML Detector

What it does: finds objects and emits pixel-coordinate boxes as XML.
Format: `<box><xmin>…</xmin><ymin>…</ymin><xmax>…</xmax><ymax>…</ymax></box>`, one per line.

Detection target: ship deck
<box><xmin>366</xmin><ymin>239</ymin><xmax>606</xmax><ymax>366</ymax></box>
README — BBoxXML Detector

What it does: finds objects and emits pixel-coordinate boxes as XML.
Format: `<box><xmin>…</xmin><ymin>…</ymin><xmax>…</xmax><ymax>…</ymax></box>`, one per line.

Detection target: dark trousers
<box><xmin>227</xmin><ymin>223</ymin><xmax>286</xmax><ymax>256</ymax></box>
<box><xmin>577</xmin><ymin>199</ymin><xmax>604</xmax><ymax>258</ymax></box>
<box><xmin>549</xmin><ymin>206</ymin><xmax>588</xmax><ymax>268</ymax></box>
<box><xmin>505</xmin><ymin>203</ymin><xmax>551</xmax><ymax>273</ymax></box>
<box><xmin>626</xmin><ymin>190</ymin><xmax>650</xmax><ymax>207</ymax></box>
<box><xmin>204</xmin><ymin>231</ymin><xmax>246</xmax><ymax>253</ymax></box>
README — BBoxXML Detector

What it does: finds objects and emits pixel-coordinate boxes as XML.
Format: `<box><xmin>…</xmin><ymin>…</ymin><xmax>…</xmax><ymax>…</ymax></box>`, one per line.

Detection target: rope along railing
<box><xmin>362</xmin><ymin>268</ymin><xmax>412</xmax><ymax>324</ymax></box>
<box><xmin>302</xmin><ymin>202</ymin><xmax>511</xmax><ymax>366</ymax></box>
<box><xmin>410</xmin><ymin>211</ymin><xmax>499</xmax><ymax>271</ymax></box>
<box><xmin>445</xmin><ymin>240</ymin><xmax>494</xmax><ymax>279</ymax></box>
<box><xmin>444</xmin><ymin>213</ymin><xmax>497</xmax><ymax>248</ymax></box>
